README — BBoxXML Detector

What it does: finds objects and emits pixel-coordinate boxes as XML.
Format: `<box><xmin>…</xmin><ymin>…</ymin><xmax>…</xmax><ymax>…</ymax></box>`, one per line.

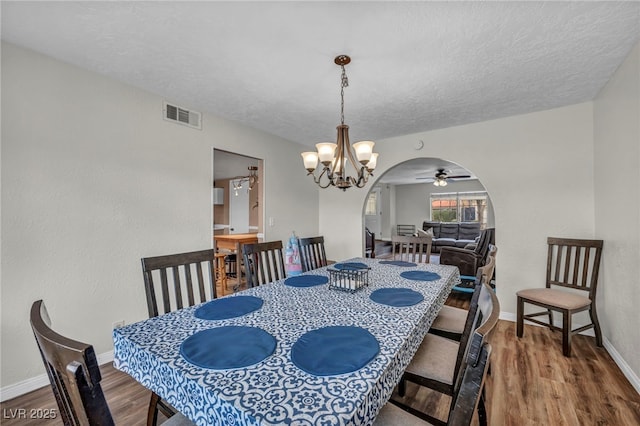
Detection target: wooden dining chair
<box><xmin>396</xmin><ymin>224</ymin><xmax>416</xmax><ymax>236</ymax></box>
<box><xmin>430</xmin><ymin>246</ymin><xmax>498</xmax><ymax>341</ymax></box>
<box><xmin>391</xmin><ymin>235</ymin><xmax>432</xmax><ymax>263</ymax></box>
<box><xmin>298</xmin><ymin>236</ymin><xmax>330</xmax><ymax>272</ymax></box>
<box><xmin>365</xmin><ymin>227</ymin><xmax>376</xmax><ymax>258</ymax></box>
<box><xmin>141</xmin><ymin>248</ymin><xmax>216</xmax><ymax>425</ymax></box>
<box><xmin>517</xmin><ymin>237</ymin><xmax>604</xmax><ymax>357</ymax></box>
<box><xmin>141</xmin><ymin>249</ymin><xmax>217</xmax><ymax>318</ymax></box>
<box><xmin>242</xmin><ymin>240</ymin><xmax>286</xmax><ymax>287</ymax></box>
<box><xmin>30</xmin><ymin>300</ymin><xmax>194</xmax><ymax>426</ymax></box>
<box><xmin>375</xmin><ymin>342</ymin><xmax>492</xmax><ymax>426</ymax></box>
<box><xmin>394</xmin><ymin>280</ymin><xmax>500</xmax><ymax>426</ymax></box>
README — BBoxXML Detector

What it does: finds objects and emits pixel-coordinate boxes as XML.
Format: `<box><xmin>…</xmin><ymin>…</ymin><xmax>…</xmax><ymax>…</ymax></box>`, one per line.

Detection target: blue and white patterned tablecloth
<box><xmin>113</xmin><ymin>258</ymin><xmax>460</xmax><ymax>426</ymax></box>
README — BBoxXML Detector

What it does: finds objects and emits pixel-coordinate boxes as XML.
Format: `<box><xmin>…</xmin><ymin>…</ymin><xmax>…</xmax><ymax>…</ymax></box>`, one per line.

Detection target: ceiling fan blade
<box><xmin>446</xmin><ymin>174</ymin><xmax>471</xmax><ymax>179</ymax></box>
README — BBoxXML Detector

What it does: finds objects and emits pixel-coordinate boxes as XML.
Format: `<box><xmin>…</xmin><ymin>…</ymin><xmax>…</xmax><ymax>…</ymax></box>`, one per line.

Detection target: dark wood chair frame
<box><xmin>141</xmin><ymin>248</ymin><xmax>216</xmax><ymax>425</ymax></box>
<box><xmin>141</xmin><ymin>249</ymin><xmax>216</xmax><ymax>318</ymax></box>
<box><xmin>365</xmin><ymin>227</ymin><xmax>376</xmax><ymax>258</ymax></box>
<box><xmin>516</xmin><ymin>237</ymin><xmax>604</xmax><ymax>357</ymax></box>
<box><xmin>387</xmin><ymin>340</ymin><xmax>492</xmax><ymax>426</ymax></box>
<box><xmin>298</xmin><ymin>236</ymin><xmax>329</xmax><ymax>272</ymax></box>
<box><xmin>395</xmin><ymin>280</ymin><xmax>499</xmax><ymax>426</ymax></box>
<box><xmin>242</xmin><ymin>241</ymin><xmax>286</xmax><ymax>287</ymax></box>
<box><xmin>391</xmin><ymin>235</ymin><xmax>432</xmax><ymax>263</ymax></box>
<box><xmin>429</xmin><ymin>259</ymin><xmax>495</xmax><ymax>341</ymax></box>
<box><xmin>30</xmin><ymin>300</ymin><xmax>115</xmax><ymax>426</ymax></box>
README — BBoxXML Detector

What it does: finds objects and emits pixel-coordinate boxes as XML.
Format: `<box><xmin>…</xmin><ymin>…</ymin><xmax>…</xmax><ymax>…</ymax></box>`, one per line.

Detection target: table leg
<box><xmin>236</xmin><ymin>242</ymin><xmax>241</xmax><ymax>283</ymax></box>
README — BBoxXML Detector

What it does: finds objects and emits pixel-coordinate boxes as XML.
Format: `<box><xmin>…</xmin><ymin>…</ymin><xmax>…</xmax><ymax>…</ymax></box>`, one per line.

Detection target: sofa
<box><xmin>421</xmin><ymin>221</ymin><xmax>481</xmax><ymax>253</ymax></box>
<box><xmin>439</xmin><ymin>228</ymin><xmax>496</xmax><ymax>277</ymax></box>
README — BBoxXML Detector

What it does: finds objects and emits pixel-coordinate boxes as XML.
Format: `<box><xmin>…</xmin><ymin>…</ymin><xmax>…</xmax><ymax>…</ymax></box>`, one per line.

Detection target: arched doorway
<box><xmin>362</xmin><ymin>157</ymin><xmax>495</xmax><ymax>260</ymax></box>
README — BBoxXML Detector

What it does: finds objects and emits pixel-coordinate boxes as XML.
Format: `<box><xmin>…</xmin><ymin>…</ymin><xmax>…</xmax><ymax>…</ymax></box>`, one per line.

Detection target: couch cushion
<box><xmin>439</xmin><ymin>223</ymin><xmax>459</xmax><ymax>239</ymax></box>
<box><xmin>422</xmin><ymin>221</ymin><xmax>441</xmax><ymax>238</ymax></box>
<box><xmin>434</xmin><ymin>238</ymin><xmax>457</xmax><ymax>248</ymax></box>
<box><xmin>455</xmin><ymin>239</ymin><xmax>476</xmax><ymax>248</ymax></box>
<box><xmin>458</xmin><ymin>222</ymin><xmax>481</xmax><ymax>240</ymax></box>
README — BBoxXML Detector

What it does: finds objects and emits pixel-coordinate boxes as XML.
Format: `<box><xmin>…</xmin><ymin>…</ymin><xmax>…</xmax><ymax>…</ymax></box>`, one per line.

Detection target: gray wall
<box><xmin>594</xmin><ymin>41</ymin><xmax>640</xmax><ymax>384</ymax></box>
<box><xmin>1</xmin><ymin>43</ymin><xmax>319</xmax><ymax>390</ymax></box>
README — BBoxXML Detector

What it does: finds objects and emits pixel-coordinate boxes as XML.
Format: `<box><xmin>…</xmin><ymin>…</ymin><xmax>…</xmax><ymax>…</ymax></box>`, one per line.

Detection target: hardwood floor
<box><xmin>2</xmin><ymin>292</ymin><xmax>638</xmax><ymax>425</ymax></box>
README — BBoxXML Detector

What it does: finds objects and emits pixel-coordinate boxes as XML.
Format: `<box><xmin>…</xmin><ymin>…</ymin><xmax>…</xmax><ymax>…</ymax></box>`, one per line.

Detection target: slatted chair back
<box><xmin>141</xmin><ymin>249</ymin><xmax>216</xmax><ymax>318</ymax></box>
<box><xmin>30</xmin><ymin>300</ymin><xmax>114</xmax><ymax>426</ymax></box>
<box><xmin>365</xmin><ymin>227</ymin><xmax>376</xmax><ymax>258</ymax></box>
<box><xmin>478</xmin><ymin>246</ymin><xmax>497</xmax><ymax>285</ymax></box>
<box><xmin>391</xmin><ymin>235</ymin><xmax>432</xmax><ymax>263</ymax></box>
<box><xmin>465</xmin><ymin>281</ymin><xmax>500</xmax><ymax>369</ymax></box>
<box><xmin>242</xmin><ymin>241</ymin><xmax>286</xmax><ymax>287</ymax></box>
<box><xmin>298</xmin><ymin>236</ymin><xmax>329</xmax><ymax>272</ymax></box>
<box><xmin>546</xmin><ymin>237</ymin><xmax>603</xmax><ymax>298</ymax></box>
<box><xmin>396</xmin><ymin>224</ymin><xmax>416</xmax><ymax>236</ymax></box>
<box><xmin>448</xmin><ymin>343</ymin><xmax>492</xmax><ymax>426</ymax></box>
<box><xmin>449</xmin><ymin>276</ymin><xmax>488</xmax><ymax>387</ymax></box>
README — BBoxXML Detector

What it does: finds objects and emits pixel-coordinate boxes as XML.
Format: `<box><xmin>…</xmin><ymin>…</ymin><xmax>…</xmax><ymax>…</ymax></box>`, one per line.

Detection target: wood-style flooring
<box><xmin>2</xmin><ymin>293</ymin><xmax>639</xmax><ymax>425</ymax></box>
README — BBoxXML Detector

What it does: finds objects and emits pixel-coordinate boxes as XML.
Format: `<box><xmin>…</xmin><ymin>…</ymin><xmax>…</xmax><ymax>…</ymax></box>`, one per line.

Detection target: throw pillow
<box><xmin>416</xmin><ymin>228</ymin><xmax>433</xmax><ymax>237</ymax></box>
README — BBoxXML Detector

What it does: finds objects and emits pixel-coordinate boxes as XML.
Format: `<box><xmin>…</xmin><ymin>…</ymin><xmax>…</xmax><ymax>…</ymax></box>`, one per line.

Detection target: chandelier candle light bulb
<box><xmin>301</xmin><ymin>55</ymin><xmax>379</xmax><ymax>191</ymax></box>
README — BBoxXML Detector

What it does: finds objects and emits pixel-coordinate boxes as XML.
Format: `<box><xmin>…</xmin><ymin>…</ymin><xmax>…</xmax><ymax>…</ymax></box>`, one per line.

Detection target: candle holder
<box><xmin>328</xmin><ymin>267</ymin><xmax>370</xmax><ymax>293</ymax></box>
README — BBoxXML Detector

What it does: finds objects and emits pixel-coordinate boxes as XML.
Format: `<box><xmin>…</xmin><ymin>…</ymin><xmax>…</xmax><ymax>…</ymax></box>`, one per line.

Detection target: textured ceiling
<box><xmin>2</xmin><ymin>1</ymin><xmax>639</xmax><ymax>150</ymax></box>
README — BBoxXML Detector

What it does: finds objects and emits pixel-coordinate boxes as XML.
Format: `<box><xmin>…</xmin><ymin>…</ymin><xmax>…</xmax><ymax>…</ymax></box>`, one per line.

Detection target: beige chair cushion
<box><xmin>405</xmin><ymin>334</ymin><xmax>458</xmax><ymax>385</ymax></box>
<box><xmin>164</xmin><ymin>413</ymin><xmax>196</xmax><ymax>426</ymax></box>
<box><xmin>431</xmin><ymin>305</ymin><xmax>467</xmax><ymax>334</ymax></box>
<box><xmin>374</xmin><ymin>403</ymin><xmax>432</xmax><ymax>425</ymax></box>
<box><xmin>517</xmin><ymin>288</ymin><xmax>591</xmax><ymax>310</ymax></box>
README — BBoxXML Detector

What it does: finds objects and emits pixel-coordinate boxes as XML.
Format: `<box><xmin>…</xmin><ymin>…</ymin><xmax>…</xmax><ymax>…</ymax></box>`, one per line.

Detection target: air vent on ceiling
<box><xmin>163</xmin><ymin>101</ymin><xmax>202</xmax><ymax>130</ymax></box>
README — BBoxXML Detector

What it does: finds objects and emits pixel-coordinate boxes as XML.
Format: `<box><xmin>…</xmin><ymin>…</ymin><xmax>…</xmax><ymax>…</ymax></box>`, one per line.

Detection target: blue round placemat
<box><xmin>400</xmin><ymin>270</ymin><xmax>442</xmax><ymax>281</ymax></box>
<box><xmin>379</xmin><ymin>260</ymin><xmax>418</xmax><ymax>267</ymax></box>
<box><xmin>194</xmin><ymin>296</ymin><xmax>263</xmax><ymax>320</ymax></box>
<box><xmin>180</xmin><ymin>326</ymin><xmax>276</xmax><ymax>369</ymax></box>
<box><xmin>285</xmin><ymin>275</ymin><xmax>329</xmax><ymax>288</ymax></box>
<box><xmin>333</xmin><ymin>262</ymin><xmax>369</xmax><ymax>270</ymax></box>
<box><xmin>291</xmin><ymin>326</ymin><xmax>379</xmax><ymax>376</ymax></box>
<box><xmin>370</xmin><ymin>288</ymin><xmax>424</xmax><ymax>307</ymax></box>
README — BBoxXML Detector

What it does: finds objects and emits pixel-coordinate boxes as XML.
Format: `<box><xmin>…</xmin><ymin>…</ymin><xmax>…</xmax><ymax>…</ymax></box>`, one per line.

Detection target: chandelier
<box><xmin>301</xmin><ymin>55</ymin><xmax>378</xmax><ymax>191</ymax></box>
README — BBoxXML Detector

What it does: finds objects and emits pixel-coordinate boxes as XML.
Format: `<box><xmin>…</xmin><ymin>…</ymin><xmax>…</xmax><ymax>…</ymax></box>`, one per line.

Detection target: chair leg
<box><xmin>147</xmin><ymin>392</ymin><xmax>160</xmax><ymax>426</ymax></box>
<box><xmin>590</xmin><ymin>306</ymin><xmax>603</xmax><ymax>347</ymax></box>
<box><xmin>516</xmin><ymin>297</ymin><xmax>524</xmax><ymax>338</ymax></box>
<box><xmin>398</xmin><ymin>377</ymin><xmax>406</xmax><ymax>397</ymax></box>
<box><xmin>562</xmin><ymin>310</ymin><xmax>572</xmax><ymax>357</ymax></box>
<box><xmin>547</xmin><ymin>309</ymin><xmax>554</xmax><ymax>331</ymax></box>
<box><xmin>477</xmin><ymin>393</ymin><xmax>488</xmax><ymax>426</ymax></box>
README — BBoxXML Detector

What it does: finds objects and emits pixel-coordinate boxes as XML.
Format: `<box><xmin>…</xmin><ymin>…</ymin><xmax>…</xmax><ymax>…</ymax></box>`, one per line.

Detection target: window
<box><xmin>365</xmin><ymin>191</ymin><xmax>378</xmax><ymax>215</ymax></box>
<box><xmin>430</xmin><ymin>192</ymin><xmax>488</xmax><ymax>225</ymax></box>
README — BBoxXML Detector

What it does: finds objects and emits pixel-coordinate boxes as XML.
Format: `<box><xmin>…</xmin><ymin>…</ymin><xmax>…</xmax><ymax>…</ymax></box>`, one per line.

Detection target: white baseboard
<box><xmin>500</xmin><ymin>311</ymin><xmax>640</xmax><ymax>394</ymax></box>
<box><xmin>0</xmin><ymin>351</ymin><xmax>114</xmax><ymax>403</ymax></box>
<box><xmin>602</xmin><ymin>338</ymin><xmax>640</xmax><ymax>394</ymax></box>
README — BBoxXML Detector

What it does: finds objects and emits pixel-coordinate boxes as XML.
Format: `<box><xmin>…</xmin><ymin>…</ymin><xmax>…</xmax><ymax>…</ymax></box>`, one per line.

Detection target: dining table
<box><xmin>113</xmin><ymin>257</ymin><xmax>460</xmax><ymax>425</ymax></box>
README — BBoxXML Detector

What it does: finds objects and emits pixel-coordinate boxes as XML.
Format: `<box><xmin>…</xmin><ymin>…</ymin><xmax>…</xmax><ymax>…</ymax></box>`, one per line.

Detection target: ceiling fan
<box><xmin>417</xmin><ymin>168</ymin><xmax>471</xmax><ymax>186</ymax></box>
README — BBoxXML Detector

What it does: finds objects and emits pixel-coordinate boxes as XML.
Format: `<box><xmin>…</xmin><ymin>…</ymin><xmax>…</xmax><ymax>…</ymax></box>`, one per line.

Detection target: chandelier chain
<box><xmin>340</xmin><ymin>65</ymin><xmax>348</xmax><ymax>125</ymax></box>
